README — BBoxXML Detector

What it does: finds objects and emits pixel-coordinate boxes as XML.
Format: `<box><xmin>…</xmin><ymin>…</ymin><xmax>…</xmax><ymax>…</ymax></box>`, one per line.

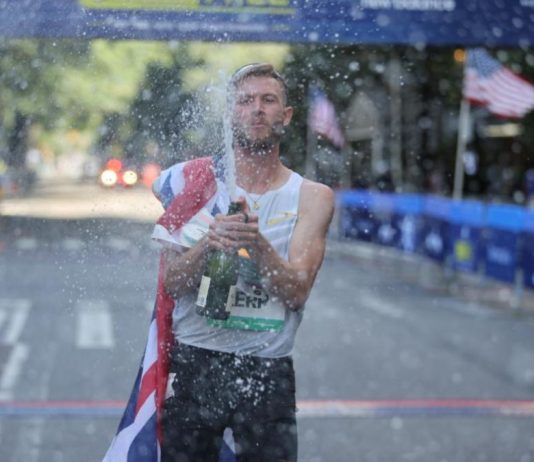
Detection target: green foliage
<box><xmin>185</xmin><ymin>42</ymin><xmax>288</xmax><ymax>90</ymax></box>
<box><xmin>0</xmin><ymin>39</ymin><xmax>86</xmax><ymax>130</ymax></box>
<box><xmin>281</xmin><ymin>44</ymin><xmax>534</xmax><ymax>196</ymax></box>
<box><xmin>127</xmin><ymin>60</ymin><xmax>196</xmax><ymax>165</ymax></box>
<box><xmin>0</xmin><ymin>39</ymin><xmax>291</xmax><ymax>165</ymax></box>
<box><xmin>120</xmin><ymin>43</ymin><xmax>290</xmax><ymax>166</ymax></box>
<box><xmin>0</xmin><ymin>38</ymin><xmax>173</xmax><ymax>161</ymax></box>
<box><xmin>58</xmin><ymin>40</ymin><xmax>172</xmax><ymax>132</ymax></box>
<box><xmin>1</xmin><ymin>36</ymin><xmax>532</xmax><ymax>198</ymax></box>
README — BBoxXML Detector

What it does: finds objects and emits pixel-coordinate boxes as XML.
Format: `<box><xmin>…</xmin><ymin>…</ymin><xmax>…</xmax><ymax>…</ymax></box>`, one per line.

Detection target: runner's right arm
<box><xmin>163</xmin><ymin>239</ymin><xmax>208</xmax><ymax>297</ymax></box>
<box><xmin>163</xmin><ymin>210</ymin><xmax>248</xmax><ymax>297</ymax></box>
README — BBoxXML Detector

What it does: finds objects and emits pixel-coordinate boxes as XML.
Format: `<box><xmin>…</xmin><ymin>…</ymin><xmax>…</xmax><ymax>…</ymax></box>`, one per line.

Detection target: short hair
<box><xmin>229</xmin><ymin>63</ymin><xmax>289</xmax><ymax>105</ymax></box>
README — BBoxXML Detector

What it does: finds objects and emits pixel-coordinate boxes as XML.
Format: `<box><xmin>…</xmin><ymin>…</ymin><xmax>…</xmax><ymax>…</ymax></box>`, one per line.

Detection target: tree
<box><xmin>0</xmin><ymin>39</ymin><xmax>90</xmax><ymax>166</ymax></box>
<box><xmin>0</xmin><ymin>38</ymin><xmax>173</xmax><ymax>167</ymax></box>
<box><xmin>127</xmin><ymin>48</ymin><xmax>198</xmax><ymax>168</ymax></box>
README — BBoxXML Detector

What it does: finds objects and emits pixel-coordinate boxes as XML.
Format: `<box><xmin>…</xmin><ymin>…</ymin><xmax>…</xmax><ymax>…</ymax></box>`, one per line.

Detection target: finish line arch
<box><xmin>0</xmin><ymin>0</ymin><xmax>533</xmax><ymax>46</ymax></box>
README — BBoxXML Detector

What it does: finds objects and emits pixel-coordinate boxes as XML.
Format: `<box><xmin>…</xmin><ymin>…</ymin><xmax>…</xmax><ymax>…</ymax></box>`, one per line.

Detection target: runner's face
<box><xmin>231</xmin><ymin>76</ymin><xmax>293</xmax><ymax>153</ymax></box>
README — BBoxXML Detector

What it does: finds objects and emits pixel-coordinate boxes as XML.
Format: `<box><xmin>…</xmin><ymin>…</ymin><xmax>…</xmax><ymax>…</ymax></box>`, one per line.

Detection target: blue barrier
<box><xmin>371</xmin><ymin>193</ymin><xmax>396</xmax><ymax>247</ymax></box>
<box><xmin>448</xmin><ymin>200</ymin><xmax>485</xmax><ymax>273</ymax></box>
<box><xmin>484</xmin><ymin>205</ymin><xmax>526</xmax><ymax>284</ymax></box>
<box><xmin>421</xmin><ymin>196</ymin><xmax>452</xmax><ymax>263</ymax></box>
<box><xmin>337</xmin><ymin>190</ymin><xmax>534</xmax><ymax>291</ymax></box>
<box><xmin>392</xmin><ymin>194</ymin><xmax>424</xmax><ymax>253</ymax></box>
<box><xmin>337</xmin><ymin>190</ymin><xmax>374</xmax><ymax>241</ymax></box>
<box><xmin>523</xmin><ymin>211</ymin><xmax>534</xmax><ymax>289</ymax></box>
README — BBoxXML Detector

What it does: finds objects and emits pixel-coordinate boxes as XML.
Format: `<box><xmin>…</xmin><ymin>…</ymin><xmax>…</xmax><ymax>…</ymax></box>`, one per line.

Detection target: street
<box><xmin>1</xmin><ymin>180</ymin><xmax>534</xmax><ymax>462</ymax></box>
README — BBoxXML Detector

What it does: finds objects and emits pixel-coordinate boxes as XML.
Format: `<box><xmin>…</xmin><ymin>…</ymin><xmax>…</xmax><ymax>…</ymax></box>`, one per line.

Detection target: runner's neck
<box><xmin>235</xmin><ymin>153</ymin><xmax>288</xmax><ymax>194</ymax></box>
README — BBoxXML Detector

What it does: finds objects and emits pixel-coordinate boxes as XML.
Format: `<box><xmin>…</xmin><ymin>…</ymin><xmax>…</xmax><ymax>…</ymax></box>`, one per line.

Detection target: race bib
<box><xmin>207</xmin><ymin>257</ymin><xmax>285</xmax><ymax>332</ymax></box>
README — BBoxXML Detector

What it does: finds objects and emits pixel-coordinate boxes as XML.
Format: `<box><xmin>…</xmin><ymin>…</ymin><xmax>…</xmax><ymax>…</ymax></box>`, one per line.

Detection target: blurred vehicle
<box><xmin>140</xmin><ymin>162</ymin><xmax>161</xmax><ymax>189</ymax></box>
<box><xmin>99</xmin><ymin>158</ymin><xmax>139</xmax><ymax>188</ymax></box>
<box><xmin>80</xmin><ymin>156</ymin><xmax>101</xmax><ymax>183</ymax></box>
<box><xmin>0</xmin><ymin>164</ymin><xmax>35</xmax><ymax>198</ymax></box>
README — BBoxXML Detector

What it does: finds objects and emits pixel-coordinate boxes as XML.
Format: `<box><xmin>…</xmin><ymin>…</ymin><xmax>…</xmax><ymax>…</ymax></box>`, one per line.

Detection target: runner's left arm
<box><xmin>251</xmin><ymin>181</ymin><xmax>334</xmax><ymax>310</ymax></box>
<box><xmin>207</xmin><ymin>185</ymin><xmax>334</xmax><ymax>310</ymax></box>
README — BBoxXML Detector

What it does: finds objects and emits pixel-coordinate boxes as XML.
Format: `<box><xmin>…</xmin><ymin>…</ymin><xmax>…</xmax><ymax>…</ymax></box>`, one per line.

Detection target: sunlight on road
<box><xmin>1</xmin><ymin>180</ymin><xmax>163</xmax><ymax>223</ymax></box>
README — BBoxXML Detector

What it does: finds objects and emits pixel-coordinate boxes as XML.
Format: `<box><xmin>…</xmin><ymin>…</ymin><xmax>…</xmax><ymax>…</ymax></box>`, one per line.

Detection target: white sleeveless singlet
<box><xmin>171</xmin><ymin>171</ymin><xmax>304</xmax><ymax>358</ymax></box>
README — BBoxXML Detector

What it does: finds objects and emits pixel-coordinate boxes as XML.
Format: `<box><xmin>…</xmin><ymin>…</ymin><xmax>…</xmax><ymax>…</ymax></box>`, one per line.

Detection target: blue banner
<box><xmin>421</xmin><ymin>196</ymin><xmax>451</xmax><ymax>263</ymax></box>
<box><xmin>337</xmin><ymin>191</ymin><xmax>534</xmax><ymax>293</ymax></box>
<box><xmin>448</xmin><ymin>200</ymin><xmax>485</xmax><ymax>273</ymax></box>
<box><xmin>338</xmin><ymin>190</ymin><xmax>376</xmax><ymax>241</ymax></box>
<box><xmin>484</xmin><ymin>205</ymin><xmax>525</xmax><ymax>283</ymax></box>
<box><xmin>392</xmin><ymin>194</ymin><xmax>423</xmax><ymax>253</ymax></box>
<box><xmin>372</xmin><ymin>193</ymin><xmax>397</xmax><ymax>246</ymax></box>
<box><xmin>1</xmin><ymin>0</ymin><xmax>533</xmax><ymax>45</ymax></box>
<box><xmin>522</xmin><ymin>211</ymin><xmax>534</xmax><ymax>290</ymax></box>
<box><xmin>449</xmin><ymin>225</ymin><xmax>482</xmax><ymax>272</ymax></box>
<box><xmin>485</xmin><ymin>230</ymin><xmax>519</xmax><ymax>283</ymax></box>
<box><xmin>522</xmin><ymin>233</ymin><xmax>534</xmax><ymax>289</ymax></box>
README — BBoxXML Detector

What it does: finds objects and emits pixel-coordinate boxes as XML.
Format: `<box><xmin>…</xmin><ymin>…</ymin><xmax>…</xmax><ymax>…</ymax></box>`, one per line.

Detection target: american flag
<box><xmin>464</xmin><ymin>48</ymin><xmax>534</xmax><ymax>119</ymax></box>
<box><xmin>103</xmin><ymin>156</ymin><xmax>235</xmax><ymax>462</ymax></box>
<box><xmin>308</xmin><ymin>86</ymin><xmax>346</xmax><ymax>148</ymax></box>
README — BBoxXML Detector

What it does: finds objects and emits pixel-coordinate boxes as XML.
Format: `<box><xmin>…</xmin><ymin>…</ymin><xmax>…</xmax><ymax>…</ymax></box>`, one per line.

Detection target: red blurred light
<box><xmin>142</xmin><ymin>163</ymin><xmax>161</xmax><ymax>188</ymax></box>
<box><xmin>106</xmin><ymin>158</ymin><xmax>123</xmax><ymax>172</ymax></box>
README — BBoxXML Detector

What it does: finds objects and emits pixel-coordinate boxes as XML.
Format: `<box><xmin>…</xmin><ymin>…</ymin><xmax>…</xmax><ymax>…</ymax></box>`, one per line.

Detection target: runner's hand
<box><xmin>207</xmin><ymin>197</ymin><xmax>259</xmax><ymax>251</ymax></box>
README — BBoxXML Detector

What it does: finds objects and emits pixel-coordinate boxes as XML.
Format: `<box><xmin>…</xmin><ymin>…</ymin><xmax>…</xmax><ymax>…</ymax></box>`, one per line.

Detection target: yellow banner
<box><xmin>80</xmin><ymin>0</ymin><xmax>295</xmax><ymax>14</ymax></box>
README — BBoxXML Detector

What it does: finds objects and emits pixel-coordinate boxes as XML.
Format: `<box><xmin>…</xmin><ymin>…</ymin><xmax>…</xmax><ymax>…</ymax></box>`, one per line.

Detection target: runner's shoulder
<box><xmin>299</xmin><ymin>178</ymin><xmax>335</xmax><ymax>220</ymax></box>
<box><xmin>300</xmin><ymin>178</ymin><xmax>335</xmax><ymax>207</ymax></box>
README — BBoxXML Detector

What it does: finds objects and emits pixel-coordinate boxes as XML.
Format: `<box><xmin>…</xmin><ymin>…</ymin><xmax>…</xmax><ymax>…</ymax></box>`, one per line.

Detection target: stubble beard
<box><xmin>233</xmin><ymin>122</ymin><xmax>285</xmax><ymax>156</ymax></box>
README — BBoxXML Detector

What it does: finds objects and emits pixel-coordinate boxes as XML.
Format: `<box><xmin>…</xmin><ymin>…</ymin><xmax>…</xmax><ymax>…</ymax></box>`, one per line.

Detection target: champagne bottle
<box><xmin>195</xmin><ymin>202</ymin><xmax>242</xmax><ymax>320</ymax></box>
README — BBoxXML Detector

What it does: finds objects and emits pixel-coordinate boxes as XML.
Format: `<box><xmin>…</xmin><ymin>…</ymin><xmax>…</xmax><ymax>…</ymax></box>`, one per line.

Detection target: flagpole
<box><xmin>453</xmin><ymin>97</ymin><xmax>471</xmax><ymax>200</ymax></box>
<box><xmin>305</xmin><ymin>85</ymin><xmax>317</xmax><ymax>180</ymax></box>
<box><xmin>388</xmin><ymin>53</ymin><xmax>403</xmax><ymax>192</ymax></box>
<box><xmin>340</xmin><ymin>143</ymin><xmax>351</xmax><ymax>189</ymax></box>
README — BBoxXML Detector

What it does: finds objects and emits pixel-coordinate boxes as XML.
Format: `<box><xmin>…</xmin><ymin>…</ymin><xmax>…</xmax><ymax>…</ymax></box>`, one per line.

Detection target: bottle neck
<box><xmin>208</xmin><ymin>201</ymin><xmax>242</xmax><ymax>258</ymax></box>
<box><xmin>228</xmin><ymin>201</ymin><xmax>243</xmax><ymax>215</ymax></box>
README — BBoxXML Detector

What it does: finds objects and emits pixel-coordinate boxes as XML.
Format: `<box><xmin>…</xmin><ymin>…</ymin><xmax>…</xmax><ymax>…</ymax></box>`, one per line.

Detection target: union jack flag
<box><xmin>308</xmin><ymin>85</ymin><xmax>346</xmax><ymax>148</ymax></box>
<box><xmin>464</xmin><ymin>48</ymin><xmax>534</xmax><ymax>118</ymax></box>
<box><xmin>103</xmin><ymin>156</ymin><xmax>236</xmax><ymax>462</ymax></box>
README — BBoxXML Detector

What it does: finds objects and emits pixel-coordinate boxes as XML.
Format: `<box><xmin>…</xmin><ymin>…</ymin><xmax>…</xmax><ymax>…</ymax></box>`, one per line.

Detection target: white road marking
<box><xmin>62</xmin><ymin>238</ymin><xmax>84</xmax><ymax>251</ymax></box>
<box><xmin>0</xmin><ymin>343</ymin><xmax>30</xmax><ymax>400</ymax></box>
<box><xmin>76</xmin><ymin>300</ymin><xmax>115</xmax><ymax>349</ymax></box>
<box><xmin>359</xmin><ymin>290</ymin><xmax>404</xmax><ymax>319</ymax></box>
<box><xmin>14</xmin><ymin>238</ymin><xmax>38</xmax><ymax>251</ymax></box>
<box><xmin>0</xmin><ymin>299</ymin><xmax>32</xmax><ymax>401</ymax></box>
<box><xmin>0</xmin><ymin>299</ymin><xmax>32</xmax><ymax>344</ymax></box>
<box><xmin>0</xmin><ymin>300</ymin><xmax>31</xmax><ymax>345</ymax></box>
<box><xmin>106</xmin><ymin>237</ymin><xmax>131</xmax><ymax>251</ymax></box>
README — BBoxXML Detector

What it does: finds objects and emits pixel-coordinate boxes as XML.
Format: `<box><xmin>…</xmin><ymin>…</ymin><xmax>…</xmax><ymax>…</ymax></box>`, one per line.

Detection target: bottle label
<box><xmin>226</xmin><ymin>285</ymin><xmax>237</xmax><ymax>311</ymax></box>
<box><xmin>208</xmin><ymin>283</ymin><xmax>285</xmax><ymax>332</ymax></box>
<box><xmin>196</xmin><ymin>275</ymin><xmax>211</xmax><ymax>308</ymax></box>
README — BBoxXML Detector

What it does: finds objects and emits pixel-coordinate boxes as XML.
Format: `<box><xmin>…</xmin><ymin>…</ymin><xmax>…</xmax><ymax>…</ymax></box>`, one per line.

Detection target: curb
<box><xmin>326</xmin><ymin>238</ymin><xmax>534</xmax><ymax>316</ymax></box>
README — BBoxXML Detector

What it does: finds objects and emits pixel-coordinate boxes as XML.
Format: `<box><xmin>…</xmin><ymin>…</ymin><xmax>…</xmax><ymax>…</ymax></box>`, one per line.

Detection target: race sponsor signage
<box><xmin>448</xmin><ymin>200</ymin><xmax>484</xmax><ymax>273</ymax></box>
<box><xmin>1</xmin><ymin>0</ymin><xmax>533</xmax><ymax>45</ymax></box>
<box><xmin>522</xmin><ymin>211</ymin><xmax>534</xmax><ymax>290</ymax></box>
<box><xmin>484</xmin><ymin>205</ymin><xmax>525</xmax><ymax>284</ymax></box>
<box><xmin>421</xmin><ymin>195</ymin><xmax>451</xmax><ymax>263</ymax></box>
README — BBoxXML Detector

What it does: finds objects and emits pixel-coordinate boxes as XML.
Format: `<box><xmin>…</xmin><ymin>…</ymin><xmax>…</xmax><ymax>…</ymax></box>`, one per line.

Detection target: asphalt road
<box><xmin>1</xmin><ymin>179</ymin><xmax>534</xmax><ymax>462</ymax></box>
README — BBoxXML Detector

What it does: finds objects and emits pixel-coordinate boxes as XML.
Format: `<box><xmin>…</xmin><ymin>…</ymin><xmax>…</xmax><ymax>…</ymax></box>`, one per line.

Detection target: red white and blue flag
<box><xmin>308</xmin><ymin>85</ymin><xmax>346</xmax><ymax>148</ymax></box>
<box><xmin>464</xmin><ymin>48</ymin><xmax>534</xmax><ymax>119</ymax></box>
<box><xmin>103</xmin><ymin>156</ymin><xmax>235</xmax><ymax>462</ymax></box>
